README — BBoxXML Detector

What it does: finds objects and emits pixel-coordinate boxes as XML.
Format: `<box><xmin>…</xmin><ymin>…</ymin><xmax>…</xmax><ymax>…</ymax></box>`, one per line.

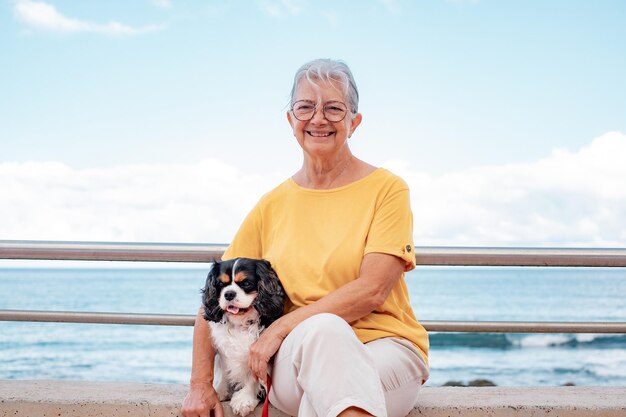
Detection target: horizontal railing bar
<box><xmin>2</xmin><ymin>310</ymin><xmax>625</xmax><ymax>333</ymax></box>
<box><xmin>2</xmin><ymin>240</ymin><xmax>626</xmax><ymax>266</ymax></box>
<box><xmin>0</xmin><ymin>310</ymin><xmax>195</xmax><ymax>326</ymax></box>
<box><xmin>0</xmin><ymin>240</ymin><xmax>228</xmax><ymax>263</ymax></box>
<box><xmin>415</xmin><ymin>246</ymin><xmax>626</xmax><ymax>267</ymax></box>
<box><xmin>423</xmin><ymin>321</ymin><xmax>626</xmax><ymax>333</ymax></box>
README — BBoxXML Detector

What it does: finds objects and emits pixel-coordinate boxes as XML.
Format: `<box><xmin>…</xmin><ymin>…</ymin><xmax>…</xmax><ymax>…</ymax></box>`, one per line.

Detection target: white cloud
<box><xmin>444</xmin><ymin>0</ymin><xmax>480</xmax><ymax>4</ymax></box>
<box><xmin>13</xmin><ymin>0</ymin><xmax>164</xmax><ymax>35</ymax></box>
<box><xmin>0</xmin><ymin>159</ymin><xmax>283</xmax><ymax>243</ymax></box>
<box><xmin>319</xmin><ymin>9</ymin><xmax>339</xmax><ymax>27</ymax></box>
<box><xmin>384</xmin><ymin>131</ymin><xmax>626</xmax><ymax>247</ymax></box>
<box><xmin>257</xmin><ymin>0</ymin><xmax>305</xmax><ymax>17</ymax></box>
<box><xmin>1</xmin><ymin>132</ymin><xmax>625</xmax><ymax>248</ymax></box>
<box><xmin>151</xmin><ymin>0</ymin><xmax>172</xmax><ymax>9</ymax></box>
<box><xmin>377</xmin><ymin>0</ymin><xmax>400</xmax><ymax>13</ymax></box>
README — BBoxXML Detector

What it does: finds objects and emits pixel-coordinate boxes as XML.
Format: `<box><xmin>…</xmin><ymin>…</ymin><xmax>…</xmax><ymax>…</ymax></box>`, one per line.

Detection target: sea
<box><xmin>1</xmin><ymin>266</ymin><xmax>625</xmax><ymax>387</ymax></box>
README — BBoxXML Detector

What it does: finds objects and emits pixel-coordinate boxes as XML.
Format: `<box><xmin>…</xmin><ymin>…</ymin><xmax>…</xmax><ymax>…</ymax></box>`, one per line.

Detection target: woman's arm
<box><xmin>248</xmin><ymin>252</ymin><xmax>405</xmax><ymax>383</ymax></box>
<box><xmin>181</xmin><ymin>308</ymin><xmax>224</xmax><ymax>417</ymax></box>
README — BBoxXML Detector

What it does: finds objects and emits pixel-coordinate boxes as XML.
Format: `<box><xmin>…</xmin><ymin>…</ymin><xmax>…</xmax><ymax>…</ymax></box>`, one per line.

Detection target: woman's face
<box><xmin>287</xmin><ymin>79</ymin><xmax>362</xmax><ymax>159</ymax></box>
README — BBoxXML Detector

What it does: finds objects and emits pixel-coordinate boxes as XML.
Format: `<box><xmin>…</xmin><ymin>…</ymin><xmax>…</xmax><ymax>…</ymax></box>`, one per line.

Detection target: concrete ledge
<box><xmin>1</xmin><ymin>380</ymin><xmax>625</xmax><ymax>417</ymax></box>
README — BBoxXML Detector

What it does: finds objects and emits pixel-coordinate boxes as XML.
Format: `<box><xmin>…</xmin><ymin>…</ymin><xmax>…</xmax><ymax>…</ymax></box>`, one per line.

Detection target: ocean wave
<box><xmin>429</xmin><ymin>333</ymin><xmax>626</xmax><ymax>349</ymax></box>
<box><xmin>430</xmin><ymin>333</ymin><xmax>514</xmax><ymax>348</ymax></box>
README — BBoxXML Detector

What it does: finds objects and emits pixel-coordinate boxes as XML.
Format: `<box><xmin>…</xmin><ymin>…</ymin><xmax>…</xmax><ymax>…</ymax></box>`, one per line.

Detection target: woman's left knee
<box><xmin>298</xmin><ymin>313</ymin><xmax>356</xmax><ymax>345</ymax></box>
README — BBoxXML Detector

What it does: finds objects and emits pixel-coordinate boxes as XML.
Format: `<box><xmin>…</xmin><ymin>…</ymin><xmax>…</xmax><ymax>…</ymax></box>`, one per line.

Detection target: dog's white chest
<box><xmin>209</xmin><ymin>322</ymin><xmax>262</xmax><ymax>370</ymax></box>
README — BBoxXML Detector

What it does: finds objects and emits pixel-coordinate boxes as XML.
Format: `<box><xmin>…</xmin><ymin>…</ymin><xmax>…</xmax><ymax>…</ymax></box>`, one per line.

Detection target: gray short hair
<box><xmin>290</xmin><ymin>59</ymin><xmax>360</xmax><ymax>114</ymax></box>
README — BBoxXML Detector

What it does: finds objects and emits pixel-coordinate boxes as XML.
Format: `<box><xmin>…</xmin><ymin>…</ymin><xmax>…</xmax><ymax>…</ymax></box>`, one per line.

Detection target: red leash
<box><xmin>261</xmin><ymin>374</ymin><xmax>272</xmax><ymax>417</ymax></box>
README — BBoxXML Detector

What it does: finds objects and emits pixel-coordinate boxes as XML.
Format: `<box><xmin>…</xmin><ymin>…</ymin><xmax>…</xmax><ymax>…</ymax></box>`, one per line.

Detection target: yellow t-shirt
<box><xmin>223</xmin><ymin>168</ymin><xmax>429</xmax><ymax>363</ymax></box>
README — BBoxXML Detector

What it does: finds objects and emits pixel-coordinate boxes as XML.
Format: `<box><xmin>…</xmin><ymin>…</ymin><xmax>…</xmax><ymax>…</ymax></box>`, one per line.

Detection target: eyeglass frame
<box><xmin>290</xmin><ymin>100</ymin><xmax>352</xmax><ymax>123</ymax></box>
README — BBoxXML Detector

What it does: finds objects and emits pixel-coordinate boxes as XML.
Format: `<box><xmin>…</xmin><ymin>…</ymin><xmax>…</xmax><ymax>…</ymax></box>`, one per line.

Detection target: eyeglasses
<box><xmin>291</xmin><ymin>100</ymin><xmax>349</xmax><ymax>122</ymax></box>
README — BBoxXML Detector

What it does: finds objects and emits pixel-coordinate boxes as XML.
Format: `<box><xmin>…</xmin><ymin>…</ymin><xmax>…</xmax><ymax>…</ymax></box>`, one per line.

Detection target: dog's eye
<box><xmin>238</xmin><ymin>280</ymin><xmax>254</xmax><ymax>290</ymax></box>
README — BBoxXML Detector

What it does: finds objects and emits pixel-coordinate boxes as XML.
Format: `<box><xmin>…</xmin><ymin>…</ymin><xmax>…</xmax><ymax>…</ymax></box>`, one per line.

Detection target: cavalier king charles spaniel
<box><xmin>201</xmin><ymin>257</ymin><xmax>285</xmax><ymax>416</ymax></box>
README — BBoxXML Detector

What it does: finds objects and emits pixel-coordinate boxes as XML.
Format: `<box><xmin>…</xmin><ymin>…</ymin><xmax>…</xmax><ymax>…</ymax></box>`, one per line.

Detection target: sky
<box><xmin>1</xmin><ymin>0</ymin><xmax>626</xmax><ymax>254</ymax></box>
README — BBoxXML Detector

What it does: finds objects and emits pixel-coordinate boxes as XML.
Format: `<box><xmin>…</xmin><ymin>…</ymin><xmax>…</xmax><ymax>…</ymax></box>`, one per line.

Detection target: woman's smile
<box><xmin>307</xmin><ymin>130</ymin><xmax>335</xmax><ymax>138</ymax></box>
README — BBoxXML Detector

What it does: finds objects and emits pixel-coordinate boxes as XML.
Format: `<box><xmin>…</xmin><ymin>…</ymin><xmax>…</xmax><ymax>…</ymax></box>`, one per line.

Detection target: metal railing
<box><xmin>3</xmin><ymin>240</ymin><xmax>626</xmax><ymax>266</ymax></box>
<box><xmin>1</xmin><ymin>240</ymin><xmax>626</xmax><ymax>333</ymax></box>
<box><xmin>0</xmin><ymin>240</ymin><xmax>228</xmax><ymax>263</ymax></box>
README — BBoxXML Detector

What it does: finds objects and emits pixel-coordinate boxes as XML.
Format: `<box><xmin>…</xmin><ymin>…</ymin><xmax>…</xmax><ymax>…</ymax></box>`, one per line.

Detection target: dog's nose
<box><xmin>224</xmin><ymin>290</ymin><xmax>236</xmax><ymax>301</ymax></box>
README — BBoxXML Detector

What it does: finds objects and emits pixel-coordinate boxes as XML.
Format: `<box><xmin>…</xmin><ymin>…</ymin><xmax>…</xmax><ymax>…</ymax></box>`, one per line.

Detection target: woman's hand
<box><xmin>248</xmin><ymin>320</ymin><xmax>286</xmax><ymax>384</ymax></box>
<box><xmin>181</xmin><ymin>382</ymin><xmax>224</xmax><ymax>417</ymax></box>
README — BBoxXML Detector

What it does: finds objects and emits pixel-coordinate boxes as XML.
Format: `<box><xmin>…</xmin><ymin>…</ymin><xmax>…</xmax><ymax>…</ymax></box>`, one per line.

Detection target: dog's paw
<box><xmin>230</xmin><ymin>390</ymin><xmax>259</xmax><ymax>417</ymax></box>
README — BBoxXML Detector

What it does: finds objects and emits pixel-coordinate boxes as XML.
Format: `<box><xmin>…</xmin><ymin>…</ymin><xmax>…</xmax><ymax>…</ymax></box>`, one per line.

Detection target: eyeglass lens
<box><xmin>292</xmin><ymin>100</ymin><xmax>347</xmax><ymax>122</ymax></box>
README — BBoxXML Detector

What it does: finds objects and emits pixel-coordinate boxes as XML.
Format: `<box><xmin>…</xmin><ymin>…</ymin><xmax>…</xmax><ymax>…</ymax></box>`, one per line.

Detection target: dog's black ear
<box><xmin>201</xmin><ymin>260</ymin><xmax>224</xmax><ymax>323</ymax></box>
<box><xmin>254</xmin><ymin>260</ymin><xmax>285</xmax><ymax>327</ymax></box>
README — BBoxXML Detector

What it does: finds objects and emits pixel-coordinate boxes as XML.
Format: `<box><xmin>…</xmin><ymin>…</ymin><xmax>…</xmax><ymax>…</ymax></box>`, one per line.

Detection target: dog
<box><xmin>201</xmin><ymin>257</ymin><xmax>285</xmax><ymax>417</ymax></box>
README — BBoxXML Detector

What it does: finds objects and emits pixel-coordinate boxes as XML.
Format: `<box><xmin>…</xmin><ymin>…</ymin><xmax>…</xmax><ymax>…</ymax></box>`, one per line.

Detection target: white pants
<box><xmin>269</xmin><ymin>313</ymin><xmax>429</xmax><ymax>417</ymax></box>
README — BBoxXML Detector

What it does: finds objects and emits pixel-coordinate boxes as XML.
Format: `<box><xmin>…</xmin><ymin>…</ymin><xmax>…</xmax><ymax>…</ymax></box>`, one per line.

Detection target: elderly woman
<box><xmin>182</xmin><ymin>59</ymin><xmax>429</xmax><ymax>417</ymax></box>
